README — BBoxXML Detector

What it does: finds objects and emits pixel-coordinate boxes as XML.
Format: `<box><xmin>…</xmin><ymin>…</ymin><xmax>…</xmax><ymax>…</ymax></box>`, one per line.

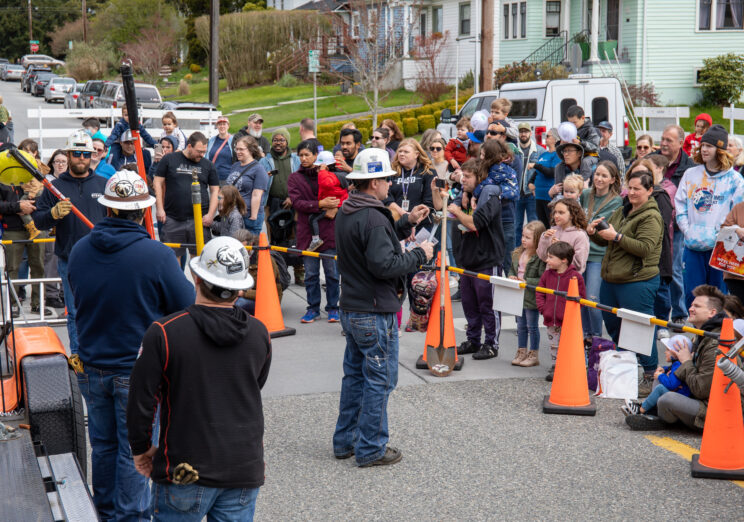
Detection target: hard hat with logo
<box><xmin>98</xmin><ymin>170</ymin><xmax>156</xmax><ymax>210</ymax></box>
<box><xmin>119</xmin><ymin>130</ymin><xmax>137</xmax><ymax>143</ymax></box>
<box><xmin>189</xmin><ymin>236</ymin><xmax>254</xmax><ymax>291</ymax></box>
<box><xmin>64</xmin><ymin>129</ymin><xmax>95</xmax><ymax>152</ymax></box>
<box><xmin>314</xmin><ymin>150</ymin><xmax>335</xmax><ymax>167</ymax></box>
<box><xmin>347</xmin><ymin>148</ymin><xmax>396</xmax><ymax>180</ymax></box>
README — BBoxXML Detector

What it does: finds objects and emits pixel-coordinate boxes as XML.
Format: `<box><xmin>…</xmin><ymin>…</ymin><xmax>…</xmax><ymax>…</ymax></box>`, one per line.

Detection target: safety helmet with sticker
<box><xmin>347</xmin><ymin>147</ymin><xmax>396</xmax><ymax>180</ymax></box>
<box><xmin>64</xmin><ymin>129</ymin><xmax>95</xmax><ymax>152</ymax></box>
<box><xmin>189</xmin><ymin>236</ymin><xmax>254</xmax><ymax>290</ymax></box>
<box><xmin>98</xmin><ymin>170</ymin><xmax>156</xmax><ymax>210</ymax></box>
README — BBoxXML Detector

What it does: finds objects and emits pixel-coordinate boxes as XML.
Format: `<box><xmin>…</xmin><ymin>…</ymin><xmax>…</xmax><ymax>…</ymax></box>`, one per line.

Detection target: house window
<box><xmin>512</xmin><ymin>3</ymin><xmax>518</xmax><ymax>38</ymax></box>
<box><xmin>351</xmin><ymin>12</ymin><xmax>360</xmax><ymax>38</ymax></box>
<box><xmin>459</xmin><ymin>3</ymin><xmax>471</xmax><ymax>35</ymax></box>
<box><xmin>433</xmin><ymin>6</ymin><xmax>443</xmax><ymax>34</ymax></box>
<box><xmin>546</xmin><ymin>1</ymin><xmax>561</xmax><ymax>37</ymax></box>
<box><xmin>699</xmin><ymin>0</ymin><xmax>744</xmax><ymax>30</ymax></box>
<box><xmin>420</xmin><ymin>12</ymin><xmax>427</xmax><ymax>38</ymax></box>
<box><xmin>503</xmin><ymin>2</ymin><xmax>527</xmax><ymax>39</ymax></box>
<box><xmin>504</xmin><ymin>4</ymin><xmax>510</xmax><ymax>38</ymax></box>
<box><xmin>520</xmin><ymin>2</ymin><xmax>527</xmax><ymax>37</ymax></box>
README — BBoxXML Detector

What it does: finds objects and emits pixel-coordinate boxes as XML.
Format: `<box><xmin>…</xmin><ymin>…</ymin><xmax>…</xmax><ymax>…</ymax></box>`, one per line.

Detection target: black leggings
<box><xmin>536</xmin><ymin>199</ymin><xmax>551</xmax><ymax>229</ymax></box>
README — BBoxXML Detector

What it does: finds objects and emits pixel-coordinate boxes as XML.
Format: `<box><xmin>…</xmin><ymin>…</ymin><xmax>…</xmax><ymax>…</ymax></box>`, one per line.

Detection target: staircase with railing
<box><xmin>520</xmin><ymin>30</ymin><xmax>589</xmax><ymax>69</ymax></box>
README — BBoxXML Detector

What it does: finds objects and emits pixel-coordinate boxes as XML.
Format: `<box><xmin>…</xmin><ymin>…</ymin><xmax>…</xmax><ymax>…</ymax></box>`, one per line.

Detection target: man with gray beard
<box><xmin>233</xmin><ymin>113</ymin><xmax>270</xmax><ymax>159</ymax></box>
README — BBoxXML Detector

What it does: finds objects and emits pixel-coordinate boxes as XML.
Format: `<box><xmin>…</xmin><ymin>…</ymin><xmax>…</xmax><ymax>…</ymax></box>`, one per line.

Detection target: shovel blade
<box><xmin>426</xmin><ymin>344</ymin><xmax>454</xmax><ymax>377</ymax></box>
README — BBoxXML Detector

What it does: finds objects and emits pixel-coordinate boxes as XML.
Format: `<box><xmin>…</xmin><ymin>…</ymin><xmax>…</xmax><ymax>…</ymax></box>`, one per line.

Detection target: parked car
<box><xmin>0</xmin><ymin>58</ymin><xmax>8</xmax><ymax>64</ymax></box>
<box><xmin>2</xmin><ymin>64</ymin><xmax>24</xmax><ymax>81</ymax></box>
<box><xmin>22</xmin><ymin>65</ymin><xmax>51</xmax><ymax>92</ymax></box>
<box><xmin>437</xmin><ymin>76</ymin><xmax>630</xmax><ymax>156</ymax></box>
<box><xmin>64</xmin><ymin>83</ymin><xmax>85</xmax><ymax>109</ymax></box>
<box><xmin>77</xmin><ymin>80</ymin><xmax>105</xmax><ymax>109</ymax></box>
<box><xmin>21</xmin><ymin>54</ymin><xmax>64</xmax><ymax>68</ymax></box>
<box><xmin>94</xmin><ymin>81</ymin><xmax>162</xmax><ymax>110</ymax></box>
<box><xmin>31</xmin><ymin>72</ymin><xmax>56</xmax><ymax>97</ymax></box>
<box><xmin>44</xmin><ymin>77</ymin><xmax>76</xmax><ymax>103</ymax></box>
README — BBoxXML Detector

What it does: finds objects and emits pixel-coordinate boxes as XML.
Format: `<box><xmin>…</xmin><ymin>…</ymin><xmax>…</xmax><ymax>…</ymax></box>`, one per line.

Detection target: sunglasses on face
<box><xmin>637</xmin><ymin>146</ymin><xmax>650</xmax><ymax>150</ymax></box>
<box><xmin>71</xmin><ymin>151</ymin><xmax>92</xmax><ymax>158</ymax></box>
<box><xmin>371</xmin><ymin>136</ymin><xmax>384</xmax><ymax>140</ymax></box>
<box><xmin>488</xmin><ymin>130</ymin><xmax>505</xmax><ymax>136</ymax></box>
<box><xmin>429</xmin><ymin>146</ymin><xmax>443</xmax><ymax>151</ymax></box>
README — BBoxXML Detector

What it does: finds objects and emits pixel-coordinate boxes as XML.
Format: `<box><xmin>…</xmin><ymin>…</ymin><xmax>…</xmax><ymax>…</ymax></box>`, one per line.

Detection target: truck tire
<box><xmin>22</xmin><ymin>354</ymin><xmax>87</xmax><ymax>477</ymax></box>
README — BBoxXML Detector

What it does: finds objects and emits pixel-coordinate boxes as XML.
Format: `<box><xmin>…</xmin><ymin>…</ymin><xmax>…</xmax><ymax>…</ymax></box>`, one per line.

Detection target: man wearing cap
<box><xmin>127</xmin><ymin>236</ymin><xmax>270</xmax><ymax>520</ymax></box>
<box><xmin>207</xmin><ymin>116</ymin><xmax>234</xmax><ymax>183</ymax></box>
<box><xmin>333</xmin><ymin>148</ymin><xmax>434</xmax><ymax>467</ymax></box>
<box><xmin>675</xmin><ymin>124</ymin><xmax>744</xmax><ymax>307</ymax></box>
<box><xmin>597</xmin><ymin>121</ymin><xmax>625</xmax><ymax>181</ymax></box>
<box><xmin>107</xmin><ymin>129</ymin><xmax>152</xmax><ymax>173</ymax></box>
<box><xmin>515</xmin><ymin>122</ymin><xmax>544</xmax><ymax>247</ymax></box>
<box><xmin>68</xmin><ymin>170</ymin><xmax>195</xmax><ymax>521</ymax></box>
<box><xmin>33</xmin><ymin>130</ymin><xmax>109</xmax><ymax>355</ymax></box>
<box><xmin>233</xmin><ymin>113</ymin><xmax>270</xmax><ymax>158</ymax></box>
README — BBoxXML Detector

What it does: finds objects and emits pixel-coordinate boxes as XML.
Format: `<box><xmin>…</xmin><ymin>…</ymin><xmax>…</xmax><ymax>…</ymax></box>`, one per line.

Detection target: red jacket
<box><xmin>445</xmin><ymin>138</ymin><xmax>468</xmax><ymax>165</ymax></box>
<box><xmin>536</xmin><ymin>265</ymin><xmax>586</xmax><ymax>327</ymax></box>
<box><xmin>318</xmin><ymin>169</ymin><xmax>348</xmax><ymax>205</ymax></box>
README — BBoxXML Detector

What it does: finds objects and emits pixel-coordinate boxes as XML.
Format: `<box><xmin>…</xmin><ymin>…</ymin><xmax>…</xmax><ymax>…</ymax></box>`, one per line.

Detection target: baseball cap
<box><xmin>247</xmin><ymin>113</ymin><xmax>263</xmax><ymax>123</ymax></box>
<box><xmin>517</xmin><ymin>122</ymin><xmax>531</xmax><ymax>131</ymax></box>
<box><xmin>597</xmin><ymin>121</ymin><xmax>613</xmax><ymax>132</ymax></box>
<box><xmin>216</xmin><ymin>116</ymin><xmax>229</xmax><ymax>124</ymax></box>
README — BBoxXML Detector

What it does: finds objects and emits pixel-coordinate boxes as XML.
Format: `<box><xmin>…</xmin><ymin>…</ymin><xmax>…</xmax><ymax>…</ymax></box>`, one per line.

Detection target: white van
<box><xmin>439</xmin><ymin>76</ymin><xmax>630</xmax><ymax>157</ymax></box>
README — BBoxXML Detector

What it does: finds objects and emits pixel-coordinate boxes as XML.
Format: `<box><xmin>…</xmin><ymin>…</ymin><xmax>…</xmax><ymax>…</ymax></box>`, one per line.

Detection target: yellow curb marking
<box><xmin>645</xmin><ymin>435</ymin><xmax>744</xmax><ymax>489</ymax></box>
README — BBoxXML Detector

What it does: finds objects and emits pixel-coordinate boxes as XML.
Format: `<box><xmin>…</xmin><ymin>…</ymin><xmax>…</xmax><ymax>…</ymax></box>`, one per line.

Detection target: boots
<box><xmin>519</xmin><ymin>350</ymin><xmax>539</xmax><ymax>367</ymax></box>
<box><xmin>511</xmin><ymin>348</ymin><xmax>528</xmax><ymax>366</ymax></box>
<box><xmin>24</xmin><ymin>220</ymin><xmax>41</xmax><ymax>240</ymax></box>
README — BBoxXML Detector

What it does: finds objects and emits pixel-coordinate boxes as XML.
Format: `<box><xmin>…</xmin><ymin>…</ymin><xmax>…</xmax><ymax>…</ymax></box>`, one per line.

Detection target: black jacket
<box><xmin>32</xmin><ymin>171</ymin><xmax>108</xmax><ymax>260</ymax></box>
<box><xmin>127</xmin><ymin>305</ymin><xmax>271</xmax><ymax>489</ymax></box>
<box><xmin>651</xmin><ymin>150</ymin><xmax>694</xmax><ymax>187</ymax></box>
<box><xmin>336</xmin><ymin>192</ymin><xmax>426</xmax><ymax>313</ymax></box>
<box><xmin>232</xmin><ymin>126</ymin><xmax>271</xmax><ymax>160</ymax></box>
<box><xmin>652</xmin><ymin>186</ymin><xmax>674</xmax><ymax>280</ymax></box>
<box><xmin>451</xmin><ymin>185</ymin><xmax>505</xmax><ymax>271</ymax></box>
<box><xmin>384</xmin><ymin>164</ymin><xmax>435</xmax><ymax>230</ymax></box>
<box><xmin>0</xmin><ymin>183</ymin><xmax>25</xmax><ymax>231</ymax></box>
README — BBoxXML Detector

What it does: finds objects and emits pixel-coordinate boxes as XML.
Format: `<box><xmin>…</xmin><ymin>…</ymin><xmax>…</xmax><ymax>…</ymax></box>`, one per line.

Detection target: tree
<box><xmin>698</xmin><ymin>53</ymin><xmax>744</xmax><ymax>106</ymax></box>
<box><xmin>121</xmin><ymin>15</ymin><xmax>180</xmax><ymax>83</ymax></box>
<box><xmin>411</xmin><ymin>32</ymin><xmax>451</xmax><ymax>105</ymax></box>
<box><xmin>49</xmin><ymin>18</ymin><xmax>85</xmax><ymax>57</ymax></box>
<box><xmin>333</xmin><ymin>0</ymin><xmax>419</xmax><ymax>128</ymax></box>
<box><xmin>90</xmin><ymin>0</ymin><xmax>183</xmax><ymax>50</ymax></box>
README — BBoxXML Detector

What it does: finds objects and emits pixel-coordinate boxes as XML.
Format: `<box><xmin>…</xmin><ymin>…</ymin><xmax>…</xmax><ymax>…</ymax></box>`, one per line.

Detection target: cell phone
<box><xmin>435</xmin><ymin>178</ymin><xmax>447</xmax><ymax>189</ymax></box>
<box><xmin>154</xmin><ymin>144</ymin><xmax>163</xmax><ymax>156</ymax></box>
<box><xmin>269</xmin><ymin>170</ymin><xmax>278</xmax><ymax>176</ymax></box>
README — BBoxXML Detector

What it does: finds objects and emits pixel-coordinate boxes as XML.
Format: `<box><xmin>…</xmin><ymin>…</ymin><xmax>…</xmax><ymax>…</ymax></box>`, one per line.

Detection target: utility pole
<box><xmin>28</xmin><ymin>0</ymin><xmax>33</xmax><ymax>42</ymax></box>
<box><xmin>209</xmin><ymin>0</ymin><xmax>219</xmax><ymax>107</ymax></box>
<box><xmin>480</xmin><ymin>0</ymin><xmax>494</xmax><ymax>91</ymax></box>
<box><xmin>82</xmin><ymin>0</ymin><xmax>88</xmax><ymax>43</ymax></box>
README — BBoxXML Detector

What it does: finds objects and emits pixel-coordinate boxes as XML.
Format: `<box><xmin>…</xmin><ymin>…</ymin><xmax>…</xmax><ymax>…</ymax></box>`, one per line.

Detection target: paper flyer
<box><xmin>709</xmin><ymin>226</ymin><xmax>744</xmax><ymax>276</ymax></box>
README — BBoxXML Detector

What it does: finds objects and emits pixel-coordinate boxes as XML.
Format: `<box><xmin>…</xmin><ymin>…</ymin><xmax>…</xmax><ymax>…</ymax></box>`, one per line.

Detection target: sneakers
<box><xmin>638</xmin><ymin>374</ymin><xmax>654</xmax><ymax>398</ymax></box>
<box><xmin>307</xmin><ymin>236</ymin><xmax>324</xmax><ymax>252</ymax></box>
<box><xmin>545</xmin><ymin>364</ymin><xmax>555</xmax><ymax>382</ymax></box>
<box><xmin>519</xmin><ymin>350</ymin><xmax>540</xmax><ymax>367</ymax></box>
<box><xmin>622</xmin><ymin>398</ymin><xmax>642</xmax><ymax>416</ymax></box>
<box><xmin>473</xmin><ymin>343</ymin><xmax>498</xmax><ymax>360</ymax></box>
<box><xmin>457</xmin><ymin>340</ymin><xmax>479</xmax><ymax>355</ymax></box>
<box><xmin>359</xmin><ymin>446</ymin><xmax>402</xmax><ymax>467</ymax></box>
<box><xmin>301</xmin><ymin>310</ymin><xmax>320</xmax><ymax>323</ymax></box>
<box><xmin>625</xmin><ymin>413</ymin><xmax>666</xmax><ymax>431</ymax></box>
<box><xmin>511</xmin><ymin>348</ymin><xmax>528</xmax><ymax>366</ymax></box>
<box><xmin>335</xmin><ymin>449</ymin><xmax>354</xmax><ymax>460</ymax></box>
<box><xmin>328</xmin><ymin>310</ymin><xmax>340</xmax><ymax>323</ymax></box>
<box><xmin>46</xmin><ymin>297</ymin><xmax>66</xmax><ymax>309</ymax></box>
<box><xmin>30</xmin><ymin>305</ymin><xmax>53</xmax><ymax>315</ymax></box>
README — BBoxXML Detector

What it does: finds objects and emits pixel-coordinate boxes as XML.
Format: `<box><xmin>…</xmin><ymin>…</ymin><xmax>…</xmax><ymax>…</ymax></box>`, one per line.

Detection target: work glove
<box><xmin>51</xmin><ymin>200</ymin><xmax>72</xmax><ymax>220</ymax></box>
<box><xmin>172</xmin><ymin>462</ymin><xmax>199</xmax><ymax>485</ymax></box>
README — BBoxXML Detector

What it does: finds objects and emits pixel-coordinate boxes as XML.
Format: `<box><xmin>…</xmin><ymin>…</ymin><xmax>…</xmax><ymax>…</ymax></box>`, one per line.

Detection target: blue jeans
<box><xmin>516</xmin><ymin>308</ymin><xmax>540</xmax><ymax>351</ymax></box>
<box><xmin>654</xmin><ymin>278</ymin><xmax>672</xmax><ymax>321</ymax></box>
<box><xmin>77</xmin><ymin>367</ymin><xmax>151</xmax><ymax>521</ymax></box>
<box><xmin>581</xmin><ymin>261</ymin><xmax>603</xmax><ymax>337</ymax></box>
<box><xmin>671</xmin><ymin>229</ymin><xmax>686</xmax><ymax>319</ymax></box>
<box><xmin>501</xmin><ymin>221</ymin><xmax>515</xmax><ymax>274</ymax></box>
<box><xmin>243</xmin><ymin>215</ymin><xmax>263</xmax><ymax>235</ymax></box>
<box><xmin>641</xmin><ymin>383</ymin><xmax>670</xmax><ymax>412</ymax></box>
<box><xmin>303</xmin><ymin>248</ymin><xmax>339</xmax><ymax>313</ymax></box>
<box><xmin>446</xmin><ymin>220</ymin><xmax>456</xmax><ymax>266</ymax></box>
<box><xmin>152</xmin><ymin>482</ymin><xmax>259</xmax><ymax>521</ymax></box>
<box><xmin>600</xmin><ymin>274</ymin><xmax>659</xmax><ymax>372</ymax></box>
<box><xmin>57</xmin><ymin>257</ymin><xmax>78</xmax><ymax>355</ymax></box>
<box><xmin>333</xmin><ymin>311</ymin><xmax>399</xmax><ymax>465</ymax></box>
<box><xmin>514</xmin><ymin>195</ymin><xmax>537</xmax><ymax>248</ymax></box>
<box><xmin>683</xmin><ymin>247</ymin><xmax>725</xmax><ymax>309</ymax></box>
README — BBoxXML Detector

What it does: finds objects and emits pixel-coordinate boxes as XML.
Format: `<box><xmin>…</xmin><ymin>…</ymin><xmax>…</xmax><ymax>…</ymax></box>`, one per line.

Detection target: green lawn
<box><xmin>161</xmin><ymin>79</ymin><xmax>424</xmax><ymax>134</ymax></box>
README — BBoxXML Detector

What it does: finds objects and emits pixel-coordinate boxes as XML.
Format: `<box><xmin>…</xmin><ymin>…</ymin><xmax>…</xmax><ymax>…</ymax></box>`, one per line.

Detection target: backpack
<box><xmin>586</xmin><ymin>336</ymin><xmax>616</xmax><ymax>393</ymax></box>
<box><xmin>405</xmin><ymin>271</ymin><xmax>438</xmax><ymax>332</ymax></box>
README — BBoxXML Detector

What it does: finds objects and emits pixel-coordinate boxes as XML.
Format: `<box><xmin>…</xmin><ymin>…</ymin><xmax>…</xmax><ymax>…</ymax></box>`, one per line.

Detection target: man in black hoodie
<box><xmin>128</xmin><ymin>236</ymin><xmax>271</xmax><ymax>520</ymax></box>
<box><xmin>333</xmin><ymin>148</ymin><xmax>433</xmax><ymax>467</ymax></box>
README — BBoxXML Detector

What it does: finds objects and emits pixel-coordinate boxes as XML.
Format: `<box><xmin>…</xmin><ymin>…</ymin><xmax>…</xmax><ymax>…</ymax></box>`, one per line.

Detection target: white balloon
<box><xmin>558</xmin><ymin>121</ymin><xmax>577</xmax><ymax>143</ymax></box>
<box><xmin>471</xmin><ymin>110</ymin><xmax>489</xmax><ymax>131</ymax></box>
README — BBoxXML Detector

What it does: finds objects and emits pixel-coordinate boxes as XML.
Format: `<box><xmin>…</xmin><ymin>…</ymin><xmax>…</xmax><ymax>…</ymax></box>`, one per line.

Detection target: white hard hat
<box><xmin>189</xmin><ymin>236</ymin><xmax>254</xmax><ymax>291</ymax></box>
<box><xmin>347</xmin><ymin>148</ymin><xmax>396</xmax><ymax>180</ymax></box>
<box><xmin>557</xmin><ymin>121</ymin><xmax>578</xmax><ymax>143</ymax></box>
<box><xmin>470</xmin><ymin>110</ymin><xmax>489</xmax><ymax>131</ymax></box>
<box><xmin>119</xmin><ymin>130</ymin><xmax>137</xmax><ymax>143</ymax></box>
<box><xmin>98</xmin><ymin>170</ymin><xmax>156</xmax><ymax>210</ymax></box>
<box><xmin>64</xmin><ymin>129</ymin><xmax>95</xmax><ymax>152</ymax></box>
<box><xmin>314</xmin><ymin>150</ymin><xmax>335</xmax><ymax>166</ymax></box>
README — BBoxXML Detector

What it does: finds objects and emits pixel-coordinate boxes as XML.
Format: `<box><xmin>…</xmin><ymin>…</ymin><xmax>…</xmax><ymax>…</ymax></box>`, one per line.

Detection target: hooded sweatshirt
<box><xmin>536</xmin><ymin>225</ymin><xmax>590</xmax><ymax>274</ymax></box>
<box><xmin>127</xmin><ymin>305</ymin><xmax>271</xmax><ymax>488</ymax></box>
<box><xmin>68</xmin><ymin>218</ymin><xmax>195</xmax><ymax>370</ymax></box>
<box><xmin>536</xmin><ymin>264</ymin><xmax>586</xmax><ymax>327</ymax></box>
<box><xmin>675</xmin><ymin>164</ymin><xmax>744</xmax><ymax>251</ymax></box>
<box><xmin>336</xmin><ymin>192</ymin><xmax>426</xmax><ymax>313</ymax></box>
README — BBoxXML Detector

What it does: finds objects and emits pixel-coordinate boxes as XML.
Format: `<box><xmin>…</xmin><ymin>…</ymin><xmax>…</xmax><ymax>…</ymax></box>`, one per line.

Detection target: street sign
<box><xmin>30</xmin><ymin>43</ymin><xmax>39</xmax><ymax>53</ymax></box>
<box><xmin>29</xmin><ymin>40</ymin><xmax>39</xmax><ymax>44</ymax></box>
<box><xmin>308</xmin><ymin>50</ymin><xmax>320</xmax><ymax>73</ymax></box>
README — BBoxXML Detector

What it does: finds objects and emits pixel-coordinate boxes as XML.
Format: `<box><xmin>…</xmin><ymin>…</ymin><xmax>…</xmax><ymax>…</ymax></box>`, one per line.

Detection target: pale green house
<box><xmin>498</xmin><ymin>0</ymin><xmax>744</xmax><ymax>104</ymax></box>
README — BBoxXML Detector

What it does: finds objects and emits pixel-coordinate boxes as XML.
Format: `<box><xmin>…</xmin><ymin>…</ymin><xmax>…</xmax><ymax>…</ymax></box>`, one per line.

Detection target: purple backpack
<box><xmin>586</xmin><ymin>336</ymin><xmax>616</xmax><ymax>392</ymax></box>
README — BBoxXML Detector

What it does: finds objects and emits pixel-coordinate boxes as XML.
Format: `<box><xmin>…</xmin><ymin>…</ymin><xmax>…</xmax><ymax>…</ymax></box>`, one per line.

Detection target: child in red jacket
<box><xmin>682</xmin><ymin>113</ymin><xmax>712</xmax><ymax>157</ymax></box>
<box><xmin>536</xmin><ymin>241</ymin><xmax>586</xmax><ymax>381</ymax></box>
<box><xmin>445</xmin><ymin>117</ymin><xmax>473</xmax><ymax>170</ymax></box>
<box><xmin>308</xmin><ymin>151</ymin><xmax>348</xmax><ymax>251</ymax></box>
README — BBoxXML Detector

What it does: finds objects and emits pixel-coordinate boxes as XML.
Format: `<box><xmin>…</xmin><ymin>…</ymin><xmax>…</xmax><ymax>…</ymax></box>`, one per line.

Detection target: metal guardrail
<box><xmin>1</xmin><ymin>277</ymin><xmax>67</xmax><ymax>326</ymax></box>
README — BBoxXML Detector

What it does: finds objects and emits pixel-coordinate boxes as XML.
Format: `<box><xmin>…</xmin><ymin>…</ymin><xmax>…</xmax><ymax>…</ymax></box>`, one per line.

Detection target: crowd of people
<box><xmin>2</xmin><ymin>95</ymin><xmax>744</xmax><ymax>520</ymax></box>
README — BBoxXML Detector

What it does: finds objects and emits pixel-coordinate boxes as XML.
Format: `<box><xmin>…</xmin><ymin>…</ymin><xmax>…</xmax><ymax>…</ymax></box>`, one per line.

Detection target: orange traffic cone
<box><xmin>416</xmin><ymin>253</ymin><xmax>463</xmax><ymax>373</ymax></box>
<box><xmin>543</xmin><ymin>276</ymin><xmax>596</xmax><ymax>415</ymax></box>
<box><xmin>691</xmin><ymin>317</ymin><xmax>744</xmax><ymax>479</ymax></box>
<box><xmin>254</xmin><ymin>233</ymin><xmax>296</xmax><ymax>338</ymax></box>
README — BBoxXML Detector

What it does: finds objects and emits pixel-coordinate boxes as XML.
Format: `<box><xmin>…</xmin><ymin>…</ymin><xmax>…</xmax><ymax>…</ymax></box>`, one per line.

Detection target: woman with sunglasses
<box><xmin>420</xmin><ymin>129</ymin><xmax>443</xmax><ymax>160</ymax></box>
<box><xmin>370</xmin><ymin>127</ymin><xmax>395</xmax><ymax>160</ymax></box>
<box><xmin>632</xmin><ymin>134</ymin><xmax>655</xmax><ymax>163</ymax></box>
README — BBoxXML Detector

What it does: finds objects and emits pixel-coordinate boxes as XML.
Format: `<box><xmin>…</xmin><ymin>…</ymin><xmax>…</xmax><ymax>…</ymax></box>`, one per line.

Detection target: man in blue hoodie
<box><xmin>68</xmin><ymin>170</ymin><xmax>195</xmax><ymax>521</ymax></box>
<box><xmin>33</xmin><ymin>129</ymin><xmax>109</xmax><ymax>355</ymax></box>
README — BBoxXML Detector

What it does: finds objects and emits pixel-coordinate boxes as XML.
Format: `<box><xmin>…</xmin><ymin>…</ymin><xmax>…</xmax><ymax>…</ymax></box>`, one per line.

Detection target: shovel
<box><xmin>426</xmin><ymin>192</ymin><xmax>456</xmax><ymax>377</ymax></box>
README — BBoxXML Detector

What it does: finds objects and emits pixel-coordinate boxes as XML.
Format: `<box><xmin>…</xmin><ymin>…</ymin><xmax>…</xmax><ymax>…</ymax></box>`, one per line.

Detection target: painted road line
<box><xmin>645</xmin><ymin>435</ymin><xmax>744</xmax><ymax>489</ymax></box>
